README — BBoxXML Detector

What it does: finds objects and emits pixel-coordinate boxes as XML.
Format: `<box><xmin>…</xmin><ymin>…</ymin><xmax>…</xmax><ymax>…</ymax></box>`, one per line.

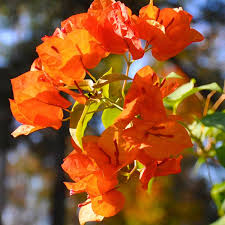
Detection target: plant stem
<box><xmin>63</xmin><ymin>108</ymin><xmax>71</xmax><ymax>113</ymax></box>
<box><xmin>127</xmin><ymin>160</ymin><xmax>137</xmax><ymax>180</ymax></box>
<box><xmin>211</xmin><ymin>94</ymin><xmax>225</xmax><ymax>111</ymax></box>
<box><xmin>62</xmin><ymin>117</ymin><xmax>71</xmax><ymax>122</ymax></box>
<box><xmin>103</xmin><ymin>97</ymin><xmax>123</xmax><ymax>111</ymax></box>
<box><xmin>86</xmin><ymin>69</ymin><xmax>97</xmax><ymax>83</ymax></box>
<box><xmin>203</xmin><ymin>90</ymin><xmax>216</xmax><ymax>116</ymax></box>
<box><xmin>122</xmin><ymin>53</ymin><xmax>133</xmax><ymax>99</ymax></box>
<box><xmin>75</xmin><ymin>44</ymin><xmax>97</xmax><ymax>83</ymax></box>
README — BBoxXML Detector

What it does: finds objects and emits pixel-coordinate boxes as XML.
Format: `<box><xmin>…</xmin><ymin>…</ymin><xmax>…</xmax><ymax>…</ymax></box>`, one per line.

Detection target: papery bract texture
<box><xmin>133</xmin><ymin>1</ymin><xmax>204</xmax><ymax>60</ymax></box>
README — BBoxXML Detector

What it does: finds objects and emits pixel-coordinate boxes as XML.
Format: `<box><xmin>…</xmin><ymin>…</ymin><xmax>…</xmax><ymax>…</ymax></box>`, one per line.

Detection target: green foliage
<box><xmin>211</xmin><ymin>182</ymin><xmax>225</xmax><ymax>216</ymax></box>
<box><xmin>201</xmin><ymin>112</ymin><xmax>225</xmax><ymax>132</ymax></box>
<box><xmin>210</xmin><ymin>216</ymin><xmax>225</xmax><ymax>225</ymax></box>
<box><xmin>69</xmin><ymin>102</ymin><xmax>85</xmax><ymax>147</ymax></box>
<box><xmin>102</xmin><ymin>107</ymin><xmax>121</xmax><ymax>128</ymax></box>
<box><xmin>101</xmin><ymin>68</ymin><xmax>112</xmax><ymax>98</ymax></box>
<box><xmin>216</xmin><ymin>146</ymin><xmax>225</xmax><ymax>168</ymax></box>
<box><xmin>164</xmin><ymin>80</ymin><xmax>222</xmax><ymax>112</ymax></box>
<box><xmin>165</xmin><ymin>72</ymin><xmax>183</xmax><ymax>80</ymax></box>
<box><xmin>70</xmin><ymin>101</ymin><xmax>101</xmax><ymax>148</ymax></box>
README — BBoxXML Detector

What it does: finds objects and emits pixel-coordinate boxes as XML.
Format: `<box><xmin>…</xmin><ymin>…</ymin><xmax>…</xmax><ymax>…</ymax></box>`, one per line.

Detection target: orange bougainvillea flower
<box><xmin>83</xmin><ymin>126</ymin><xmax>139</xmax><ymax>172</ymax></box>
<box><xmin>62</xmin><ymin>135</ymin><xmax>126</xmax><ymax>222</ymax></box>
<box><xmin>62</xmin><ymin>146</ymin><xmax>118</xmax><ymax>197</ymax></box>
<box><xmin>30</xmin><ymin>57</ymin><xmax>87</xmax><ymax>105</ymax></box>
<box><xmin>85</xmin><ymin>0</ymin><xmax>144</xmax><ymax>60</ymax></box>
<box><xmin>122</xmin><ymin>117</ymin><xmax>192</xmax><ymax>160</ymax></box>
<box><xmin>37</xmin><ymin>28</ymin><xmax>108</xmax><ymax>85</ymax></box>
<box><xmin>91</xmin><ymin>189</ymin><xmax>125</xmax><ymax>217</ymax></box>
<box><xmin>78</xmin><ymin>189</ymin><xmax>125</xmax><ymax>224</ymax></box>
<box><xmin>132</xmin><ymin>0</ymin><xmax>204</xmax><ymax>60</ymax></box>
<box><xmin>10</xmin><ymin>70</ymin><xmax>71</xmax><ymax>137</ymax></box>
<box><xmin>66</xmin><ymin>29</ymin><xmax>108</xmax><ymax>69</ymax></box>
<box><xmin>115</xmin><ymin>66</ymin><xmax>168</xmax><ymax>127</ymax></box>
<box><xmin>61</xmin><ymin>13</ymin><xmax>89</xmax><ymax>33</ymax></box>
<box><xmin>36</xmin><ymin>36</ymin><xmax>85</xmax><ymax>86</ymax></box>
<box><xmin>137</xmin><ymin>152</ymin><xmax>183</xmax><ymax>188</ymax></box>
<box><xmin>115</xmin><ymin>66</ymin><xmax>192</xmax><ymax>161</ymax></box>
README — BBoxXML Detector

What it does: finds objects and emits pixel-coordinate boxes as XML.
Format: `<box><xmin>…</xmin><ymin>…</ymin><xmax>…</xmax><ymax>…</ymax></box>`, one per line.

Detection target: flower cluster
<box><xmin>10</xmin><ymin>0</ymin><xmax>203</xmax><ymax>224</ymax></box>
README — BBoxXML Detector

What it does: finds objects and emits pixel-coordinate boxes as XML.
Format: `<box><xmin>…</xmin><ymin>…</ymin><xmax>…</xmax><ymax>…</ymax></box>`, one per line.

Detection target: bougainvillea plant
<box><xmin>10</xmin><ymin>0</ymin><xmax>225</xmax><ymax>224</ymax></box>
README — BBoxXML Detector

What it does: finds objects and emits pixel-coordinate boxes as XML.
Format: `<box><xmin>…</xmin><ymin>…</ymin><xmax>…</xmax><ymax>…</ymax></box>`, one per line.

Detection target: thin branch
<box><xmin>212</xmin><ymin>94</ymin><xmax>225</xmax><ymax>111</ymax></box>
<box><xmin>62</xmin><ymin>117</ymin><xmax>71</xmax><ymax>122</ymax></box>
<box><xmin>203</xmin><ymin>90</ymin><xmax>216</xmax><ymax>116</ymax></box>
<box><xmin>122</xmin><ymin>53</ymin><xmax>133</xmax><ymax>99</ymax></box>
<box><xmin>102</xmin><ymin>98</ymin><xmax>123</xmax><ymax>111</ymax></box>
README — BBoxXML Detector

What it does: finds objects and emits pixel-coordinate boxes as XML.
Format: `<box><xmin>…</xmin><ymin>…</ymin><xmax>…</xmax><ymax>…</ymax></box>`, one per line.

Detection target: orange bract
<box><xmin>10</xmin><ymin>70</ymin><xmax>71</xmax><ymax>137</ymax></box>
<box><xmin>37</xmin><ymin>27</ymin><xmax>108</xmax><ymax>85</ymax></box>
<box><xmin>36</xmin><ymin>37</ymin><xmax>85</xmax><ymax>85</ymax></box>
<box><xmin>85</xmin><ymin>0</ymin><xmax>144</xmax><ymax>59</ymax></box>
<box><xmin>133</xmin><ymin>1</ymin><xmax>204</xmax><ymax>60</ymax></box>
<box><xmin>66</xmin><ymin>29</ymin><xmax>108</xmax><ymax>69</ymax></box>
<box><xmin>115</xmin><ymin>66</ymin><xmax>167</xmax><ymax>127</ymax></box>
<box><xmin>62</xmin><ymin>137</ymin><xmax>125</xmax><ymax>221</ymax></box>
<box><xmin>61</xmin><ymin>13</ymin><xmax>89</xmax><ymax>33</ymax></box>
<box><xmin>138</xmin><ymin>154</ymin><xmax>183</xmax><ymax>188</ymax></box>
<box><xmin>61</xmin><ymin>149</ymin><xmax>97</xmax><ymax>181</ymax></box>
<box><xmin>122</xmin><ymin>118</ymin><xmax>192</xmax><ymax>160</ymax></box>
<box><xmin>79</xmin><ymin>202</ymin><xmax>104</xmax><ymax>225</ymax></box>
<box><xmin>116</xmin><ymin>66</ymin><xmax>192</xmax><ymax>161</ymax></box>
<box><xmin>10</xmin><ymin>98</ymin><xmax>64</xmax><ymax>136</ymax></box>
<box><xmin>11</xmin><ymin>71</ymin><xmax>70</xmax><ymax>108</ymax></box>
<box><xmin>91</xmin><ymin>190</ymin><xmax>125</xmax><ymax>217</ymax></box>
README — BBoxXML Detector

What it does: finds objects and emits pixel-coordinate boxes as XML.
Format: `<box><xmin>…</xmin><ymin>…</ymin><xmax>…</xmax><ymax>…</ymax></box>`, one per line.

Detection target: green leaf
<box><xmin>165</xmin><ymin>79</ymin><xmax>195</xmax><ymax>102</ymax></box>
<box><xmin>166</xmin><ymin>72</ymin><xmax>183</xmax><ymax>80</ymax></box>
<box><xmin>102</xmin><ymin>107</ymin><xmax>121</xmax><ymax>128</ymax></box>
<box><xmin>201</xmin><ymin>112</ymin><xmax>225</xmax><ymax>132</ymax></box>
<box><xmin>210</xmin><ymin>216</ymin><xmax>225</xmax><ymax>225</ymax></box>
<box><xmin>70</xmin><ymin>101</ymin><xmax>101</xmax><ymax>148</ymax></box>
<box><xmin>196</xmin><ymin>83</ymin><xmax>222</xmax><ymax>93</ymax></box>
<box><xmin>101</xmin><ymin>68</ymin><xmax>112</xmax><ymax>98</ymax></box>
<box><xmin>211</xmin><ymin>182</ymin><xmax>225</xmax><ymax>216</ymax></box>
<box><xmin>216</xmin><ymin>146</ymin><xmax>225</xmax><ymax>168</ymax></box>
<box><xmin>164</xmin><ymin>80</ymin><xmax>222</xmax><ymax>112</ymax></box>
<box><xmin>93</xmin><ymin>73</ymin><xmax>132</xmax><ymax>89</ymax></box>
<box><xmin>164</xmin><ymin>79</ymin><xmax>195</xmax><ymax>111</ymax></box>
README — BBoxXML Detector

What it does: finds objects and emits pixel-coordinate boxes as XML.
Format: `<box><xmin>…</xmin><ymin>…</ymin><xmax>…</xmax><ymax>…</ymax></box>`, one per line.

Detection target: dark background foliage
<box><xmin>0</xmin><ymin>0</ymin><xmax>224</xmax><ymax>225</ymax></box>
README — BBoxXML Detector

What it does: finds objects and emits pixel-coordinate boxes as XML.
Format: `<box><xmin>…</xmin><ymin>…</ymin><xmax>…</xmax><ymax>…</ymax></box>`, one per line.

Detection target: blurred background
<box><xmin>0</xmin><ymin>0</ymin><xmax>225</xmax><ymax>225</ymax></box>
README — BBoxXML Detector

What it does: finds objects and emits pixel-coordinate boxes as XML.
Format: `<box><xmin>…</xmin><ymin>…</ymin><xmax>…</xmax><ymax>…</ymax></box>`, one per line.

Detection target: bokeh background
<box><xmin>0</xmin><ymin>0</ymin><xmax>225</xmax><ymax>225</ymax></box>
